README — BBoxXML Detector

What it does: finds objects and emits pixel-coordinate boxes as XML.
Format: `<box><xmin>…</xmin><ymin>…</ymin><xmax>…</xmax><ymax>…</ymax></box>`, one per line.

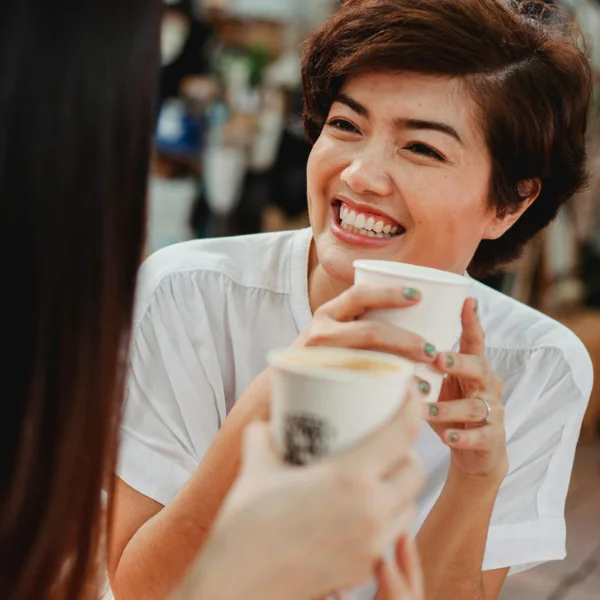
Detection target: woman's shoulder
<box><xmin>133</xmin><ymin>228</ymin><xmax>309</xmax><ymax>327</ymax></box>
<box><xmin>473</xmin><ymin>280</ymin><xmax>593</xmax><ymax>399</ymax></box>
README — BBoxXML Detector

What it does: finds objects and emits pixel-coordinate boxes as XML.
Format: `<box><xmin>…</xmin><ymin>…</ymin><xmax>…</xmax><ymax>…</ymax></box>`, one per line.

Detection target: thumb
<box><xmin>241</xmin><ymin>421</ymin><xmax>280</xmax><ymax>473</ymax></box>
<box><xmin>459</xmin><ymin>297</ymin><xmax>485</xmax><ymax>356</ymax></box>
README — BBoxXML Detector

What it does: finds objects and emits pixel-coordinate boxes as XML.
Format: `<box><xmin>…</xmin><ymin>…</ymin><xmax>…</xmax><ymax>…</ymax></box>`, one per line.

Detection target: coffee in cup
<box><xmin>269</xmin><ymin>347</ymin><xmax>414</xmax><ymax>465</ymax></box>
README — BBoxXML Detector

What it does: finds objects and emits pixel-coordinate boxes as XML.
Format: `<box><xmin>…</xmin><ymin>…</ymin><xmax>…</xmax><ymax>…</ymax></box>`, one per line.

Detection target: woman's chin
<box><xmin>313</xmin><ymin>236</ymin><xmax>365</xmax><ymax>285</ymax></box>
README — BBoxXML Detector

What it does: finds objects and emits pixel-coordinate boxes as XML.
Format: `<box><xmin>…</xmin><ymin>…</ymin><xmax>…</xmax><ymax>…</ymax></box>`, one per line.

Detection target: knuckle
<box><xmin>313</xmin><ymin>303</ymin><xmax>328</xmax><ymax>318</ymax></box>
<box><xmin>356</xmin><ymin>321</ymin><xmax>377</xmax><ymax>346</ymax></box>
<box><xmin>494</xmin><ymin>402</ymin><xmax>505</xmax><ymax>420</ymax></box>
<box><xmin>348</xmin><ymin>285</ymin><xmax>365</xmax><ymax>305</ymax></box>
<box><xmin>480</xmin><ymin>358</ymin><xmax>491</xmax><ymax>377</ymax></box>
<box><xmin>475</xmin><ymin>428</ymin><xmax>486</xmax><ymax>447</ymax></box>
<box><xmin>468</xmin><ymin>401</ymin><xmax>483</xmax><ymax>421</ymax></box>
<box><xmin>304</xmin><ymin>328</ymin><xmax>328</xmax><ymax>346</ymax></box>
<box><xmin>493</xmin><ymin>376</ymin><xmax>504</xmax><ymax>396</ymax></box>
<box><xmin>304</xmin><ymin>321</ymin><xmax>336</xmax><ymax>347</ymax></box>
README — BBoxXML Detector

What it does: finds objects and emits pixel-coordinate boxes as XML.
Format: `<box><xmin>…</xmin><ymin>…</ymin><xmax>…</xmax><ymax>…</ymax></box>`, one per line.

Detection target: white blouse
<box><xmin>118</xmin><ymin>227</ymin><xmax>592</xmax><ymax>595</ymax></box>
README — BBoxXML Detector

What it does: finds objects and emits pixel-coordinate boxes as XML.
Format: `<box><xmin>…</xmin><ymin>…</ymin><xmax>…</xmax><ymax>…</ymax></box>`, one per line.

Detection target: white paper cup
<box><xmin>354</xmin><ymin>260</ymin><xmax>471</xmax><ymax>403</ymax></box>
<box><xmin>269</xmin><ymin>347</ymin><xmax>415</xmax><ymax>465</ymax></box>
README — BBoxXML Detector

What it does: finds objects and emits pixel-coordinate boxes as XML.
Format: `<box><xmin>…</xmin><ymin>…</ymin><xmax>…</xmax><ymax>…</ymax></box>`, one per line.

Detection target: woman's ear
<box><xmin>483</xmin><ymin>178</ymin><xmax>541</xmax><ymax>240</ymax></box>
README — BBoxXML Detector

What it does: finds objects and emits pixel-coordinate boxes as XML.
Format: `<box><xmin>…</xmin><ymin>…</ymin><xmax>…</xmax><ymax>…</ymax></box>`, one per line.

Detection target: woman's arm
<box><xmin>415</xmin><ymin>299</ymin><xmax>509</xmax><ymax>600</ymax></box>
<box><xmin>415</xmin><ymin>468</ymin><xmax>506</xmax><ymax>600</ymax></box>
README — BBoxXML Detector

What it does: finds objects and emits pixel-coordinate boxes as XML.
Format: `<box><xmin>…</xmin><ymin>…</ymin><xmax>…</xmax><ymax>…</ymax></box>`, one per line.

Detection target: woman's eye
<box><xmin>327</xmin><ymin>118</ymin><xmax>360</xmax><ymax>134</ymax></box>
<box><xmin>405</xmin><ymin>142</ymin><xmax>445</xmax><ymax>162</ymax></box>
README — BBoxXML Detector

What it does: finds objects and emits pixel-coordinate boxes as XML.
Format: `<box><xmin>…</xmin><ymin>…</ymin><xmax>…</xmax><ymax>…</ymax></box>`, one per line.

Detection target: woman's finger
<box><xmin>375</xmin><ymin>555</ymin><xmax>412</xmax><ymax>600</ymax></box>
<box><xmin>396</xmin><ymin>537</ymin><xmax>424</xmax><ymax>600</ymax></box>
<box><xmin>318</xmin><ymin>284</ymin><xmax>421</xmax><ymax>322</ymax></box>
<box><xmin>459</xmin><ymin>297</ymin><xmax>485</xmax><ymax>356</ymax></box>
<box><xmin>435</xmin><ymin>352</ymin><xmax>502</xmax><ymax>395</ymax></box>
<box><xmin>305</xmin><ymin>318</ymin><xmax>437</xmax><ymax>363</ymax></box>
<box><xmin>442</xmin><ymin>426</ymin><xmax>500</xmax><ymax>450</ymax></box>
<box><xmin>423</xmin><ymin>397</ymin><xmax>500</xmax><ymax>425</ymax></box>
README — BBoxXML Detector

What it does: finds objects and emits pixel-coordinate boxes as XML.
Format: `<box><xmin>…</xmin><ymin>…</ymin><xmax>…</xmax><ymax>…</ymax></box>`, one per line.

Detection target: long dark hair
<box><xmin>0</xmin><ymin>2</ymin><xmax>161</xmax><ymax>598</ymax></box>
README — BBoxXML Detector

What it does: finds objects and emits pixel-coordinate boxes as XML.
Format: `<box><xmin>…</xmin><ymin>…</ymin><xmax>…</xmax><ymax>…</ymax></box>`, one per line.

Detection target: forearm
<box><xmin>415</xmin><ymin>467</ymin><xmax>501</xmax><ymax>600</ymax></box>
<box><xmin>112</xmin><ymin>372</ymin><xmax>271</xmax><ymax>600</ymax></box>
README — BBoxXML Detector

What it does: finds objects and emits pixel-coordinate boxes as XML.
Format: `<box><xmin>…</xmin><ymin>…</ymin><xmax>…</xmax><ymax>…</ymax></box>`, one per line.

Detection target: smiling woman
<box><xmin>110</xmin><ymin>2</ymin><xmax>594</xmax><ymax>600</ymax></box>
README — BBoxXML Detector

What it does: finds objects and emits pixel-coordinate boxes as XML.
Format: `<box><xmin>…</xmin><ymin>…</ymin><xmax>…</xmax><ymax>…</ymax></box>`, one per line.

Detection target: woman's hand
<box><xmin>424</xmin><ymin>298</ymin><xmax>508</xmax><ymax>482</ymax></box>
<box><xmin>296</xmin><ymin>284</ymin><xmax>440</xmax><ymax>364</ymax></box>
<box><xmin>176</xmin><ymin>384</ymin><xmax>425</xmax><ymax>600</ymax></box>
<box><xmin>375</xmin><ymin>536</ymin><xmax>424</xmax><ymax>600</ymax></box>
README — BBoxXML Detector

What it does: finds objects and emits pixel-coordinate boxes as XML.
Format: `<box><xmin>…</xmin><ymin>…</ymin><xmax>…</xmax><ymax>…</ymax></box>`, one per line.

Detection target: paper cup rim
<box><xmin>353</xmin><ymin>259</ymin><xmax>470</xmax><ymax>287</ymax></box>
<box><xmin>268</xmin><ymin>347</ymin><xmax>414</xmax><ymax>382</ymax></box>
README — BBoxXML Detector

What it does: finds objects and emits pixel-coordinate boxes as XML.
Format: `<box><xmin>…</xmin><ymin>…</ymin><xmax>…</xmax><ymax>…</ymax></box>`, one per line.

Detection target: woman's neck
<box><xmin>307</xmin><ymin>240</ymin><xmax>352</xmax><ymax>314</ymax></box>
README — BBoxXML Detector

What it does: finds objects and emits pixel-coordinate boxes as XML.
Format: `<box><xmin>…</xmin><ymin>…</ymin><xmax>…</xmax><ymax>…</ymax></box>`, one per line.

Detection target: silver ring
<box><xmin>476</xmin><ymin>396</ymin><xmax>492</xmax><ymax>424</ymax></box>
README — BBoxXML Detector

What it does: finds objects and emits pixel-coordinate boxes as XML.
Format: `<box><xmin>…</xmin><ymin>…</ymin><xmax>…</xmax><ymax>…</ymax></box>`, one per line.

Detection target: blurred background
<box><xmin>148</xmin><ymin>1</ymin><xmax>600</xmax><ymax>598</ymax></box>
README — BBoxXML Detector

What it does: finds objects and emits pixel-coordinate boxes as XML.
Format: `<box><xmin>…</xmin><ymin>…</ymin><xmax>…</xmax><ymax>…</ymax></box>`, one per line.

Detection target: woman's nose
<box><xmin>340</xmin><ymin>155</ymin><xmax>393</xmax><ymax>198</ymax></box>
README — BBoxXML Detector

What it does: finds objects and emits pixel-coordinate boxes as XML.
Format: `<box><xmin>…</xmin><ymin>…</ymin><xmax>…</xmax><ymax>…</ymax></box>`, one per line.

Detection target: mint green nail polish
<box><xmin>403</xmin><ymin>287</ymin><xmax>421</xmax><ymax>301</ymax></box>
<box><xmin>449</xmin><ymin>432</ymin><xmax>460</xmax><ymax>443</ymax></box>
<box><xmin>446</xmin><ymin>354</ymin><xmax>455</xmax><ymax>368</ymax></box>
<box><xmin>428</xmin><ymin>404</ymin><xmax>439</xmax><ymax>417</ymax></box>
<box><xmin>419</xmin><ymin>380</ymin><xmax>431</xmax><ymax>395</ymax></box>
<box><xmin>424</xmin><ymin>343</ymin><xmax>437</xmax><ymax>358</ymax></box>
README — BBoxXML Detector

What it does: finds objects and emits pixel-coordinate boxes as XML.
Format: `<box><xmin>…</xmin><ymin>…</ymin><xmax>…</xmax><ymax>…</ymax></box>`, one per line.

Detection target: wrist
<box><xmin>446</xmin><ymin>463</ymin><xmax>505</xmax><ymax>496</ymax></box>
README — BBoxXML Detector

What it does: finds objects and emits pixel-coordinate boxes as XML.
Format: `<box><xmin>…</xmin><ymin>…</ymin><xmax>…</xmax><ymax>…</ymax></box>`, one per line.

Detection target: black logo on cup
<box><xmin>284</xmin><ymin>413</ymin><xmax>334</xmax><ymax>466</ymax></box>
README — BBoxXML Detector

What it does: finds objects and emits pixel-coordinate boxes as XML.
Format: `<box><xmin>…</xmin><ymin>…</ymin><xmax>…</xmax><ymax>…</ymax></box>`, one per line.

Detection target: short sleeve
<box><xmin>117</xmin><ymin>265</ymin><xmax>227</xmax><ymax>506</ymax></box>
<box><xmin>482</xmin><ymin>343</ymin><xmax>593</xmax><ymax>574</ymax></box>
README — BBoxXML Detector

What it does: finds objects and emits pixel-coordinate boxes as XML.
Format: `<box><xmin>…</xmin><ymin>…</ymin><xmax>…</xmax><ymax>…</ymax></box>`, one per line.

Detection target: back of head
<box><xmin>0</xmin><ymin>2</ymin><xmax>161</xmax><ymax>598</ymax></box>
<box><xmin>302</xmin><ymin>0</ymin><xmax>593</xmax><ymax>274</ymax></box>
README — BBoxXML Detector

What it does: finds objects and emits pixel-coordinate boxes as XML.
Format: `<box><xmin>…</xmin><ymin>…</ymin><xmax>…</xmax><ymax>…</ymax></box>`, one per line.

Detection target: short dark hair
<box><xmin>302</xmin><ymin>0</ymin><xmax>593</xmax><ymax>275</ymax></box>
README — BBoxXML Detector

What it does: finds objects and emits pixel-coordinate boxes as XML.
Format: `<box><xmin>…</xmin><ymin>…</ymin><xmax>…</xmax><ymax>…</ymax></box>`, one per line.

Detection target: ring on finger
<box><xmin>474</xmin><ymin>396</ymin><xmax>492</xmax><ymax>425</ymax></box>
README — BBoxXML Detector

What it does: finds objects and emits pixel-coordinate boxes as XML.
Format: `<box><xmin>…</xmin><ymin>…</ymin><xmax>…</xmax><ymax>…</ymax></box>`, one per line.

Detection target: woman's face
<box><xmin>307</xmin><ymin>72</ymin><xmax>512</xmax><ymax>284</ymax></box>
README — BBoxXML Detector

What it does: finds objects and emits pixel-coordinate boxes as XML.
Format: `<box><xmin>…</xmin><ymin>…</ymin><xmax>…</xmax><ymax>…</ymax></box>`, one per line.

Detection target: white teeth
<box><xmin>338</xmin><ymin>204</ymin><xmax>401</xmax><ymax>239</ymax></box>
<box><xmin>354</xmin><ymin>213</ymin><xmax>366</xmax><ymax>229</ymax></box>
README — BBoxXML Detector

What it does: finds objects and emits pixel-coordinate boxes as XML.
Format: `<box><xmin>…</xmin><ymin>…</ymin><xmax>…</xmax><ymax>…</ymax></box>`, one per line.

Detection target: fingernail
<box><xmin>445</xmin><ymin>354</ymin><xmax>455</xmax><ymax>368</ymax></box>
<box><xmin>448</xmin><ymin>431</ymin><xmax>460</xmax><ymax>443</ymax></box>
<box><xmin>424</xmin><ymin>343</ymin><xmax>437</xmax><ymax>358</ymax></box>
<box><xmin>402</xmin><ymin>287</ymin><xmax>421</xmax><ymax>301</ymax></box>
<box><xmin>428</xmin><ymin>403</ymin><xmax>439</xmax><ymax>417</ymax></box>
<box><xmin>418</xmin><ymin>379</ymin><xmax>431</xmax><ymax>395</ymax></box>
<box><xmin>473</xmin><ymin>299</ymin><xmax>479</xmax><ymax>314</ymax></box>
